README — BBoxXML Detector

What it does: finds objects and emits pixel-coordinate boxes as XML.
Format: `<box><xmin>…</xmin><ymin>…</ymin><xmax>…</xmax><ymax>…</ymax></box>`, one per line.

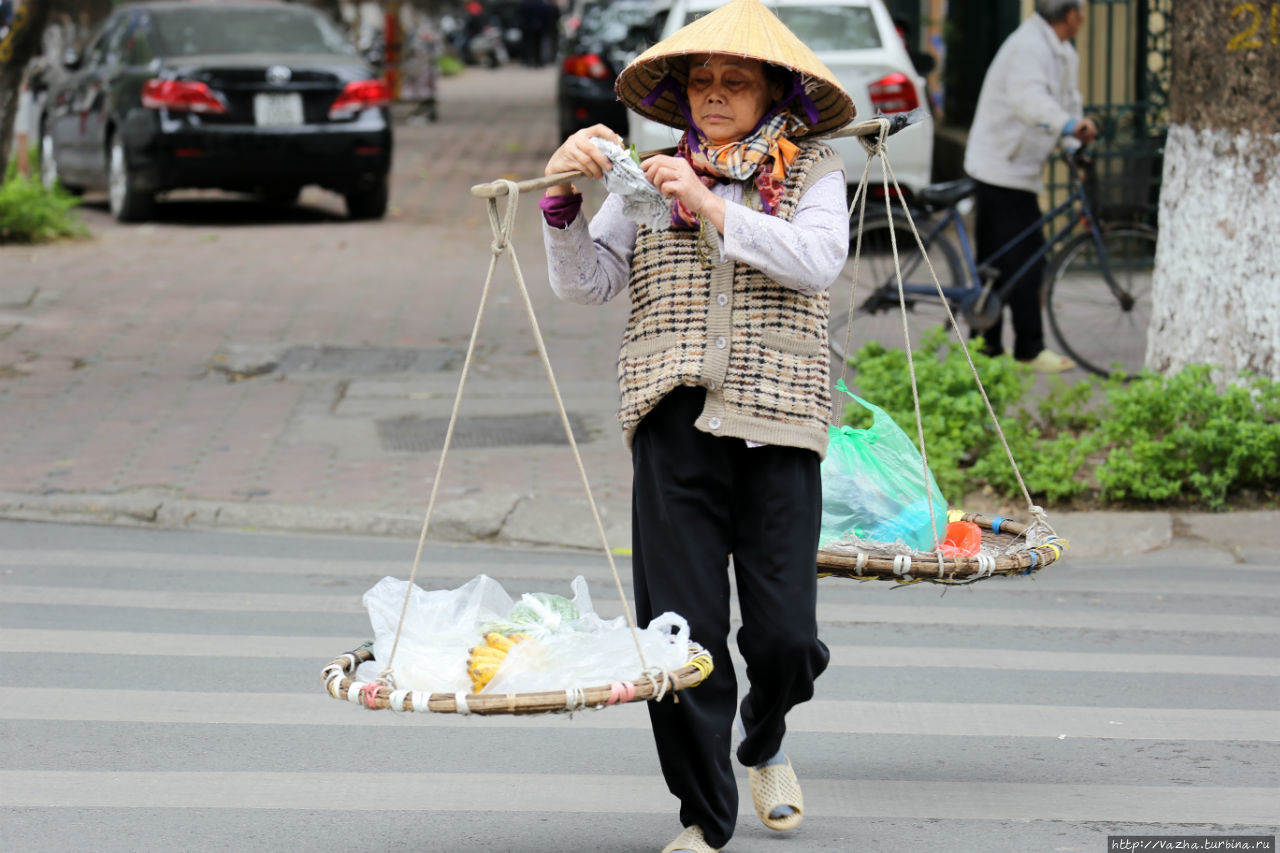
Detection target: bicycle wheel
<box><xmin>830</xmin><ymin>214</ymin><xmax>966</xmax><ymax>363</ymax></box>
<box><xmin>1045</xmin><ymin>225</ymin><xmax>1157</xmax><ymax>378</ymax></box>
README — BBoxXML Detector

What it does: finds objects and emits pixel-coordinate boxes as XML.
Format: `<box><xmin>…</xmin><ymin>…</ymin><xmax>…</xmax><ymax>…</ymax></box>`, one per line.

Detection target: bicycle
<box><xmin>831</xmin><ymin>149</ymin><xmax>1158</xmax><ymax>378</ymax></box>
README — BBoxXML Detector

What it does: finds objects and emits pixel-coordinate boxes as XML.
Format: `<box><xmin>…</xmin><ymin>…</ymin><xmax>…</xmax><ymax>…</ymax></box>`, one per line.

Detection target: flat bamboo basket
<box><xmin>817</xmin><ymin>511</ymin><xmax>1067</xmax><ymax>584</ymax></box>
<box><xmin>322</xmin><ymin>641</ymin><xmax>713</xmax><ymax>715</ymax></box>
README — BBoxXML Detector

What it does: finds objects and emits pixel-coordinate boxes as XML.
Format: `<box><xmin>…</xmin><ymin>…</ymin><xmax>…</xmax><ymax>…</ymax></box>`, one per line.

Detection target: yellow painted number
<box><xmin>0</xmin><ymin>4</ymin><xmax>31</xmax><ymax>63</ymax></box>
<box><xmin>1228</xmin><ymin>2</ymin><xmax>1265</xmax><ymax>50</ymax></box>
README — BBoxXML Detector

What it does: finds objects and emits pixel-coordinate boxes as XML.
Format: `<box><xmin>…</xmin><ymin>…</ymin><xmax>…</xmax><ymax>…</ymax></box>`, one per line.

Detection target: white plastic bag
<box><xmin>358</xmin><ymin>574</ymin><xmax>512</xmax><ymax>693</ymax></box>
<box><xmin>486</xmin><ymin>611</ymin><xmax>691</xmax><ymax>695</ymax></box>
<box><xmin>357</xmin><ymin>574</ymin><xmax>692</xmax><ymax>696</ymax></box>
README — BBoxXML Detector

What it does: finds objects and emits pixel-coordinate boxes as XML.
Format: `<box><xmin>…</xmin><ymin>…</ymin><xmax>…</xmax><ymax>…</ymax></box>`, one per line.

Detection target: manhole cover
<box><xmin>377</xmin><ymin>413</ymin><xmax>589</xmax><ymax>451</ymax></box>
<box><xmin>277</xmin><ymin>345</ymin><xmax>457</xmax><ymax>374</ymax></box>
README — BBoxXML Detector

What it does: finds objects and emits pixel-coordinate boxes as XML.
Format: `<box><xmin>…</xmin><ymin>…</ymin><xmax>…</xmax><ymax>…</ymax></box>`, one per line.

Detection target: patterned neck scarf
<box><xmin>640</xmin><ymin>70</ymin><xmax>818</xmax><ymax>230</ymax></box>
<box><xmin>670</xmin><ymin>111</ymin><xmax>803</xmax><ymax>229</ymax></box>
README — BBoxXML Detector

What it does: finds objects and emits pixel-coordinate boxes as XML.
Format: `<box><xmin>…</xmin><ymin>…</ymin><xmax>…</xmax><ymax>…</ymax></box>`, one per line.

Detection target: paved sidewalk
<box><xmin>0</xmin><ymin>67</ymin><xmax>637</xmax><ymax>549</ymax></box>
<box><xmin>1</xmin><ymin>66</ymin><xmax>1275</xmax><ymax>558</ymax></box>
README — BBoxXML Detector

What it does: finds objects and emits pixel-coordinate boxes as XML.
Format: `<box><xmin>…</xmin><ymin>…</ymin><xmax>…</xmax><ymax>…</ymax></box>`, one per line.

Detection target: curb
<box><xmin>0</xmin><ymin>489</ymin><xmax>632</xmax><ymax>551</ymax></box>
<box><xmin>0</xmin><ymin>489</ymin><xmax>1275</xmax><ymax>556</ymax></box>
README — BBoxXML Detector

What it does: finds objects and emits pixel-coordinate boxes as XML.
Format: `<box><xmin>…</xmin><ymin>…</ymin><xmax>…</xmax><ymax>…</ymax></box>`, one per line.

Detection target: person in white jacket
<box><xmin>963</xmin><ymin>0</ymin><xmax>1098</xmax><ymax>373</ymax></box>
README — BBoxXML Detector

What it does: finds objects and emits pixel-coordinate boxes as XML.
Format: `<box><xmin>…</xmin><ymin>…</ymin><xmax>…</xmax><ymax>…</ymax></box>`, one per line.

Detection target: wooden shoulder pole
<box><xmin>469</xmin><ymin>110</ymin><xmax>927</xmax><ymax>199</ymax></box>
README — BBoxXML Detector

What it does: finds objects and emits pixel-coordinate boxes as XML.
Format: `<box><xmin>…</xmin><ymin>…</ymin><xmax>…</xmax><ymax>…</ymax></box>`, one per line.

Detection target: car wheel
<box><xmin>108</xmin><ymin>134</ymin><xmax>155</xmax><ymax>223</ymax></box>
<box><xmin>39</xmin><ymin>124</ymin><xmax>83</xmax><ymax>195</ymax></box>
<box><xmin>345</xmin><ymin>179</ymin><xmax>388</xmax><ymax>220</ymax></box>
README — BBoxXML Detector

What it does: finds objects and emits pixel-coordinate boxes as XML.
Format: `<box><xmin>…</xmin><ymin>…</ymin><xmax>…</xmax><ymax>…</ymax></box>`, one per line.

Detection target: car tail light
<box><xmin>141</xmin><ymin>79</ymin><xmax>227</xmax><ymax>114</ymax></box>
<box><xmin>867</xmin><ymin>72</ymin><xmax>920</xmax><ymax>114</ymax></box>
<box><xmin>562</xmin><ymin>53</ymin><xmax>609</xmax><ymax>80</ymax></box>
<box><xmin>329</xmin><ymin>80</ymin><xmax>392</xmax><ymax>119</ymax></box>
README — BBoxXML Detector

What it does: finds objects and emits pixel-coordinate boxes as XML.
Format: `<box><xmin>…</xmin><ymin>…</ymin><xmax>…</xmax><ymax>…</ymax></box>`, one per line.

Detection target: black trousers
<box><xmin>631</xmin><ymin>387</ymin><xmax>830</xmax><ymax>848</ymax></box>
<box><xmin>971</xmin><ymin>181</ymin><xmax>1047</xmax><ymax>361</ymax></box>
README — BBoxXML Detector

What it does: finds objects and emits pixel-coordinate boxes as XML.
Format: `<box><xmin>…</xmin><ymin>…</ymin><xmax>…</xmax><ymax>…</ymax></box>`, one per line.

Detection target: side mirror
<box><xmin>62</xmin><ymin>49</ymin><xmax>82</xmax><ymax>70</ymax></box>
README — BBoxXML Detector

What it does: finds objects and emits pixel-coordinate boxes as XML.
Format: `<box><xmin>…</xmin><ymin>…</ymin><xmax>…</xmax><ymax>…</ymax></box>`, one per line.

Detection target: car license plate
<box><xmin>253</xmin><ymin>93</ymin><xmax>304</xmax><ymax>127</ymax></box>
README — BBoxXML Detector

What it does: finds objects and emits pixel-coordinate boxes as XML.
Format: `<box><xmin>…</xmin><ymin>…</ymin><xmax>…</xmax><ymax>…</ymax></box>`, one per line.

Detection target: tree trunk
<box><xmin>1148</xmin><ymin>0</ymin><xmax>1280</xmax><ymax>380</ymax></box>
<box><xmin>0</xmin><ymin>0</ymin><xmax>52</xmax><ymax>172</ymax></box>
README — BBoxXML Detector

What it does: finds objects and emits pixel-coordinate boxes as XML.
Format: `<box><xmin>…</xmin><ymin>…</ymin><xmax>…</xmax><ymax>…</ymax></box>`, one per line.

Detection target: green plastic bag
<box><xmin>820</xmin><ymin>380</ymin><xmax>948</xmax><ymax>551</ymax></box>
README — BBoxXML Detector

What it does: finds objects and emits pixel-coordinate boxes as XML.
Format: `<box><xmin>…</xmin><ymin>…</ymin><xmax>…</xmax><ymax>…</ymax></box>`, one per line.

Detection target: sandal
<box><xmin>1018</xmin><ymin>349</ymin><xmax>1076</xmax><ymax>373</ymax></box>
<box><xmin>748</xmin><ymin>758</ymin><xmax>804</xmax><ymax>831</ymax></box>
<box><xmin>661</xmin><ymin>824</ymin><xmax>721</xmax><ymax>853</ymax></box>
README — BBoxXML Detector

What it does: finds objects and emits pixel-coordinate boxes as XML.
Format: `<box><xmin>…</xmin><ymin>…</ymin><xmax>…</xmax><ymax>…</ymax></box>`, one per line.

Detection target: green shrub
<box><xmin>1094</xmin><ymin>366</ymin><xmax>1280</xmax><ymax>509</ymax></box>
<box><xmin>845</xmin><ymin>326</ymin><xmax>1034</xmax><ymax>501</ymax></box>
<box><xmin>0</xmin><ymin>157</ymin><xmax>87</xmax><ymax>244</ymax></box>
<box><xmin>843</xmin><ymin>327</ymin><xmax>1280</xmax><ymax>510</ymax></box>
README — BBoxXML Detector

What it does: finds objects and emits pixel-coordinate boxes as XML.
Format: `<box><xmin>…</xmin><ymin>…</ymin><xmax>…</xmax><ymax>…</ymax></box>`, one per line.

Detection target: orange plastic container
<box><xmin>940</xmin><ymin>520</ymin><xmax>982</xmax><ymax>558</ymax></box>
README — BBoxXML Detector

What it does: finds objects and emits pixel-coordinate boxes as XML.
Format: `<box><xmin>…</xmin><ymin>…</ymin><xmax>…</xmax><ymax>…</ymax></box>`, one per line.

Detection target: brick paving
<box><xmin>0</xmin><ymin>64</ymin><xmax>1124</xmax><ymax>549</ymax></box>
<box><xmin>0</xmin><ymin>66</ymin><xmax>637</xmax><ymax>544</ymax></box>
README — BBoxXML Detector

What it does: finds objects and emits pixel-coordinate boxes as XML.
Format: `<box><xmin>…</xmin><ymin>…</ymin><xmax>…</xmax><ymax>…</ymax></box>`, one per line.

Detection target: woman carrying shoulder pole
<box><xmin>539</xmin><ymin>1</ymin><xmax>855</xmax><ymax>849</ymax></box>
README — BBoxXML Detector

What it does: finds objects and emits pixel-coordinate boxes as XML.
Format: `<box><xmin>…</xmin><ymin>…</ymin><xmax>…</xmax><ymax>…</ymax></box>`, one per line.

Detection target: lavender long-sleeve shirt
<box><xmin>542</xmin><ymin>171</ymin><xmax>849</xmax><ymax>305</ymax></box>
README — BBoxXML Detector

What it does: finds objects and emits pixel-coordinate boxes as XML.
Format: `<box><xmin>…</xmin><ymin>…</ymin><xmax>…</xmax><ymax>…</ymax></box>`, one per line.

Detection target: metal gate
<box><xmin>1048</xmin><ymin>0</ymin><xmax>1172</xmax><ymax>227</ymax></box>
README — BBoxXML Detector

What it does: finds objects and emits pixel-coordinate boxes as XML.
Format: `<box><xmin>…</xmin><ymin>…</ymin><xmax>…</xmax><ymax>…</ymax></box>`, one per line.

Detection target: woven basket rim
<box><xmin>322</xmin><ymin>642</ymin><xmax>711</xmax><ymax>715</ymax></box>
<box><xmin>816</xmin><ymin>511</ymin><xmax>1067</xmax><ymax>584</ymax></box>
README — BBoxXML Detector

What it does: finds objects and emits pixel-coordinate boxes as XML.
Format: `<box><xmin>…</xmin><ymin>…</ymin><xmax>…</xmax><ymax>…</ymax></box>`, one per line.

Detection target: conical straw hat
<box><xmin>615</xmin><ymin>0</ymin><xmax>855</xmax><ymax>138</ymax></box>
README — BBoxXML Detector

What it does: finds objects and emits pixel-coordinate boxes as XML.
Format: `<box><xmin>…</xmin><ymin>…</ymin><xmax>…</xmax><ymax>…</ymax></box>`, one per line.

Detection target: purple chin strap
<box><xmin>640</xmin><ymin>68</ymin><xmax>822</xmax><ymax>152</ymax></box>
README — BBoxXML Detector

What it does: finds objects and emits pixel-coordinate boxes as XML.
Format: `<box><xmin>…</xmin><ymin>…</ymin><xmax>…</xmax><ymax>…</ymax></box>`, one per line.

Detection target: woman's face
<box><xmin>685</xmin><ymin>54</ymin><xmax>782</xmax><ymax>146</ymax></box>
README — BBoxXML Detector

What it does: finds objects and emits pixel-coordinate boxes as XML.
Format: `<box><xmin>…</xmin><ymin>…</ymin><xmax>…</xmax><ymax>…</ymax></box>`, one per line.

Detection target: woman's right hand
<box><xmin>544</xmin><ymin>125</ymin><xmax>624</xmax><ymax>196</ymax></box>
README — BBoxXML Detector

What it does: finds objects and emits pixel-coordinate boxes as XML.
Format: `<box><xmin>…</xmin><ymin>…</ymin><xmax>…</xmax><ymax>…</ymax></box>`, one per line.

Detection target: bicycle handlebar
<box><xmin>1063</xmin><ymin>146</ymin><xmax>1093</xmax><ymax>171</ymax></box>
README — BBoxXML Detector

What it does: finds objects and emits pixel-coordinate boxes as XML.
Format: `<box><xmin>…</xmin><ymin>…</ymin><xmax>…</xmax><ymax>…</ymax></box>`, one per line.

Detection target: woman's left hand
<box><xmin>642</xmin><ymin>154</ymin><xmax>727</xmax><ymax>231</ymax></box>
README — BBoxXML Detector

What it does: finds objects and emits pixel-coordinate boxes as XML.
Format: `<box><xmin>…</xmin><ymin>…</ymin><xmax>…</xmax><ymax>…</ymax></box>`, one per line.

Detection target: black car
<box><xmin>555</xmin><ymin>0</ymin><xmax>655</xmax><ymax>140</ymax></box>
<box><xmin>38</xmin><ymin>1</ymin><xmax>393</xmax><ymax>222</ymax></box>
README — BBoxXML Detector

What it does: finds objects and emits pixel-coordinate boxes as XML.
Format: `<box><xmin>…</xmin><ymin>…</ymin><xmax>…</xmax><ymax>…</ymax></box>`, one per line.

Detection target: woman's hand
<box><xmin>642</xmin><ymin>154</ymin><xmax>727</xmax><ymax>232</ymax></box>
<box><xmin>544</xmin><ymin>125</ymin><xmax>623</xmax><ymax>196</ymax></box>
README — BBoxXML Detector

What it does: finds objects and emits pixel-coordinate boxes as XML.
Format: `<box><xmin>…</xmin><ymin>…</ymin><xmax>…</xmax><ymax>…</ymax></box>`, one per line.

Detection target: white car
<box><xmin>627</xmin><ymin>0</ymin><xmax>933</xmax><ymax>195</ymax></box>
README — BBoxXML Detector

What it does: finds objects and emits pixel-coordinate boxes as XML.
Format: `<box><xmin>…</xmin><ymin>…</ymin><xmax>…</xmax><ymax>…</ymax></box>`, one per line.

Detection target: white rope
<box><xmin>975</xmin><ymin>554</ymin><xmax>997</xmax><ymax>578</ymax></box>
<box><xmin>454</xmin><ymin>693</ymin><xmax>472</xmax><ymax>715</ymax></box>
<box><xmin>490</xmin><ymin>179</ymin><xmax>652</xmax><ymax>676</ymax></box>
<box><xmin>564</xmin><ymin>687</ymin><xmax>586</xmax><ymax>712</ymax></box>
<box><xmin>870</xmin><ymin>146</ymin><xmax>943</xmax><ymax>550</ymax></box>
<box><xmin>374</xmin><ymin>186</ymin><xmax>513</xmax><ymax>687</ymax></box>
<box><xmin>645</xmin><ymin>667</ymin><xmax>674</xmax><ymax>703</ymax></box>
<box><xmin>376</xmin><ymin>179</ymin><xmax>653</xmax><ymax>703</ymax></box>
<box><xmin>842</xmin><ymin>121</ymin><xmax>1057</xmax><ymax>531</ymax></box>
<box><xmin>836</xmin><ymin>118</ymin><xmax>889</xmax><ymax>397</ymax></box>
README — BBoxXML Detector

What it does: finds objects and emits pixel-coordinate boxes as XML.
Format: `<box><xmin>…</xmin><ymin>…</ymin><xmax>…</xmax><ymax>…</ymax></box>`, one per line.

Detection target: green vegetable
<box><xmin>509</xmin><ymin>593</ymin><xmax>578</xmax><ymax>624</ymax></box>
<box><xmin>628</xmin><ymin>144</ymin><xmax>642</xmax><ymax>167</ymax></box>
<box><xmin>485</xmin><ymin>593</ymin><xmax>581</xmax><ymax>635</ymax></box>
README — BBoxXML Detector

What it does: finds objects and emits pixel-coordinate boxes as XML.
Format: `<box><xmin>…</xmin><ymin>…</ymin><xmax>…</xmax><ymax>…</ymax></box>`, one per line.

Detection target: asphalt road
<box><xmin>0</xmin><ymin>519</ymin><xmax>1276</xmax><ymax>852</ymax></box>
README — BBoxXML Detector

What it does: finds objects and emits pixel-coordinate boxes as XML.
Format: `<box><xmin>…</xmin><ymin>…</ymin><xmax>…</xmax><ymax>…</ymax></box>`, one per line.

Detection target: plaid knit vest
<box><xmin>618</xmin><ymin>141</ymin><xmax>843</xmax><ymax>458</ymax></box>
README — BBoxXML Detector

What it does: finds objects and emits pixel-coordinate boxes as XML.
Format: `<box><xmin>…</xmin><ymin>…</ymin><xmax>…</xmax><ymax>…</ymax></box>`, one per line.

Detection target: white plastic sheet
<box><xmin>590</xmin><ymin>137</ymin><xmax>671</xmax><ymax>231</ymax></box>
